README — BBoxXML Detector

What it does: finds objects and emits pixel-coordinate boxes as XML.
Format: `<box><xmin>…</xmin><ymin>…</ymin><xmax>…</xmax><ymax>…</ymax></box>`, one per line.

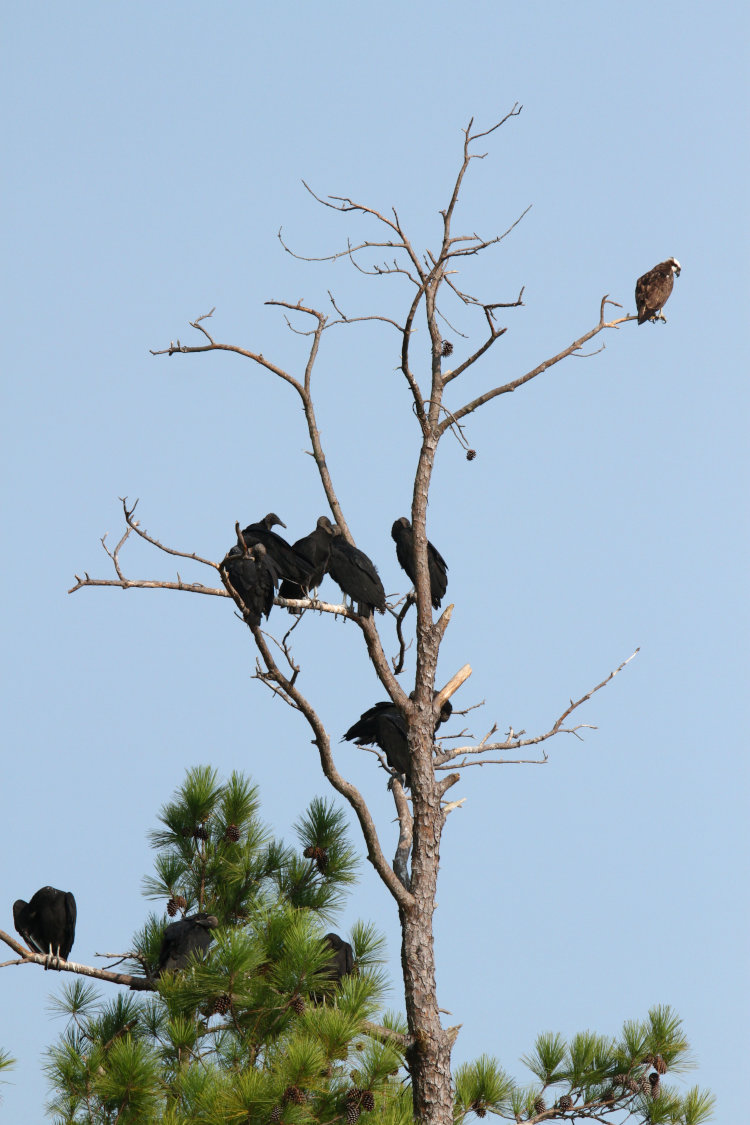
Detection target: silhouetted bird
<box><xmin>158</xmin><ymin>913</ymin><xmax>219</xmax><ymax>974</ymax></box>
<box><xmin>221</xmin><ymin>540</ymin><xmax>280</xmax><ymax>627</ymax></box>
<box><xmin>328</xmin><ymin>526</ymin><xmax>386</xmax><ymax>616</ymax></box>
<box><xmin>13</xmin><ymin>887</ymin><xmax>76</xmax><ymax>968</ymax></box>
<box><xmin>344</xmin><ymin>701</ymin><xmax>410</xmax><ymax>781</ymax></box>
<box><xmin>391</xmin><ymin>516</ymin><xmax>448</xmax><ymax>609</ymax></box>
<box><xmin>278</xmin><ymin>515</ymin><xmax>336</xmax><ymax>608</ymax></box>
<box><xmin>311</xmin><ymin>932</ymin><xmax>355</xmax><ymax>1002</ymax></box>
<box><xmin>343</xmin><ymin>696</ymin><xmax>453</xmax><ymax>787</ymax></box>
<box><xmin>239</xmin><ymin>513</ymin><xmax>312</xmax><ymax>583</ymax></box>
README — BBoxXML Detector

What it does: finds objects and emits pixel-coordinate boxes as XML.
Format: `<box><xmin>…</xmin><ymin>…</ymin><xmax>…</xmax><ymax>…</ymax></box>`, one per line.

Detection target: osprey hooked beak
<box><xmin>671</xmin><ymin>258</ymin><xmax>681</xmax><ymax>277</ymax></box>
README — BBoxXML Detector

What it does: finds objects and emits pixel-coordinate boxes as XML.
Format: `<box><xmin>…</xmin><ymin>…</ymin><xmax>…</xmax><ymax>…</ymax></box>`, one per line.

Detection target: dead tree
<box><xmin>63</xmin><ymin>107</ymin><xmax>642</xmax><ymax>1125</ymax></box>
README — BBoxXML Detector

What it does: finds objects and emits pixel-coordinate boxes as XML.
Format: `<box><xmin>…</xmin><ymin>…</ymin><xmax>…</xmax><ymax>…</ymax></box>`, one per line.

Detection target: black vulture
<box><xmin>157</xmin><ymin>913</ymin><xmax>219</xmax><ymax>974</ymax></box>
<box><xmin>391</xmin><ymin>517</ymin><xmax>448</xmax><ymax>610</ymax></box>
<box><xmin>343</xmin><ymin>695</ymin><xmax>453</xmax><ymax>787</ymax></box>
<box><xmin>239</xmin><ymin>513</ymin><xmax>312</xmax><ymax>583</ymax></box>
<box><xmin>310</xmin><ymin>932</ymin><xmax>355</xmax><ymax>1002</ymax></box>
<box><xmin>221</xmin><ymin>542</ymin><xmax>280</xmax><ymax>627</ymax></box>
<box><xmin>343</xmin><ymin>701</ymin><xmax>410</xmax><ymax>782</ymax></box>
<box><xmin>278</xmin><ymin>515</ymin><xmax>336</xmax><ymax>607</ymax></box>
<box><xmin>13</xmin><ymin>886</ymin><xmax>76</xmax><ymax>967</ymax></box>
<box><xmin>327</xmin><ymin>525</ymin><xmax>386</xmax><ymax>616</ymax></box>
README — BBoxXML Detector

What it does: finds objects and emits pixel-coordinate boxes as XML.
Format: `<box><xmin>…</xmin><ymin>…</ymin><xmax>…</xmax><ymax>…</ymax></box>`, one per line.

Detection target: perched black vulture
<box><xmin>13</xmin><ymin>886</ymin><xmax>76</xmax><ymax>967</ymax></box>
<box><xmin>221</xmin><ymin>542</ymin><xmax>280</xmax><ymax>627</ymax></box>
<box><xmin>391</xmin><ymin>516</ymin><xmax>448</xmax><ymax>609</ymax></box>
<box><xmin>278</xmin><ymin>515</ymin><xmax>336</xmax><ymax>607</ymax></box>
<box><xmin>239</xmin><ymin>513</ymin><xmax>312</xmax><ymax>583</ymax></box>
<box><xmin>343</xmin><ymin>695</ymin><xmax>453</xmax><ymax>786</ymax></box>
<box><xmin>343</xmin><ymin>701</ymin><xmax>410</xmax><ymax>781</ymax></box>
<box><xmin>311</xmin><ymin>932</ymin><xmax>355</xmax><ymax>1002</ymax></box>
<box><xmin>158</xmin><ymin>913</ymin><xmax>219</xmax><ymax>974</ymax></box>
<box><xmin>327</xmin><ymin>525</ymin><xmax>386</xmax><ymax>616</ymax></box>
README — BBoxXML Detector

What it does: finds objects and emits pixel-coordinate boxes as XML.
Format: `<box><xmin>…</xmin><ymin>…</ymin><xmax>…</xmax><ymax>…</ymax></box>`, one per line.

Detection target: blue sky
<box><xmin>2</xmin><ymin>2</ymin><xmax>748</xmax><ymax>1120</ymax></box>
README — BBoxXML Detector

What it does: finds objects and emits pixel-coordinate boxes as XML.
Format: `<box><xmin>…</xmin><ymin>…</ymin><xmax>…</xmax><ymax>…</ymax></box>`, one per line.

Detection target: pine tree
<box><xmin>45</xmin><ymin>768</ymin><xmax>407</xmax><ymax>1124</ymax></box>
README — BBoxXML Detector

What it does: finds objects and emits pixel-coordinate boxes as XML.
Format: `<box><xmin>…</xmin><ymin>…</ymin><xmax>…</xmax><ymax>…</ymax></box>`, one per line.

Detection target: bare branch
<box><xmin>0</xmin><ymin>930</ymin><xmax>152</xmax><ymax>990</ymax></box>
<box><xmin>68</xmin><ymin>576</ymin><xmax>227</xmax><ymax>597</ymax></box>
<box><xmin>391</xmin><ymin>781</ymin><xmax>413</xmax><ymax>891</ymax></box>
<box><xmin>434</xmin><ymin>650</ymin><xmax>639</xmax><ymax>766</ymax></box>
<box><xmin>391</xmin><ymin>594</ymin><xmax>415</xmax><ymax>674</ymax></box>
<box><xmin>433</xmin><ymin>664</ymin><xmax>472</xmax><ymax>714</ymax></box>
<box><xmin>443</xmin><ymin>204</ymin><xmax>532</xmax><ymax>260</ymax></box>
<box><xmin>121</xmin><ymin>498</ymin><xmax>219</xmax><ymax>568</ymax></box>
<box><xmin>439</xmin><ymin>300</ymin><xmax>636</xmax><ymax>431</ymax></box>
<box><xmin>249</xmin><ymin>626</ymin><xmax>414</xmax><ymax>910</ymax></box>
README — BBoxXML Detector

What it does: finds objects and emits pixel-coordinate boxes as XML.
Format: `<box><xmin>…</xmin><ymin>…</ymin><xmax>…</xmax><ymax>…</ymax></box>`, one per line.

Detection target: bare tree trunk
<box><xmin>400</xmin><ymin>755</ymin><xmax>454</xmax><ymax>1124</ymax></box>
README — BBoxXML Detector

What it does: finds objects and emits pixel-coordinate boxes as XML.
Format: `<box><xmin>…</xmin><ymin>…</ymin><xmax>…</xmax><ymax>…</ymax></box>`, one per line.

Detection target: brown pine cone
<box><xmin>441</xmin><ymin>340</ymin><xmax>454</xmax><ymax>356</ymax></box>
<box><xmin>283</xmin><ymin>1086</ymin><xmax>306</xmax><ymax>1105</ymax></box>
<box><xmin>557</xmin><ymin>1094</ymin><xmax>573</xmax><ymax>1111</ymax></box>
<box><xmin>210</xmin><ymin>993</ymin><xmax>231</xmax><ymax>1016</ymax></box>
<box><xmin>360</xmin><ymin>1090</ymin><xmax>375</xmax><ymax>1112</ymax></box>
<box><xmin>654</xmin><ymin>1054</ymin><xmax>667</xmax><ymax>1075</ymax></box>
<box><xmin>224</xmin><ymin>823</ymin><xmax>240</xmax><ymax>842</ymax></box>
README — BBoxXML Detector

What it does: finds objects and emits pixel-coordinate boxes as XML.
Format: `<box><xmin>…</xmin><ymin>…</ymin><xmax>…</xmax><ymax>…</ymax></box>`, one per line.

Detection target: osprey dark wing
<box><xmin>635</xmin><ymin>258</ymin><xmax>681</xmax><ymax>324</ymax></box>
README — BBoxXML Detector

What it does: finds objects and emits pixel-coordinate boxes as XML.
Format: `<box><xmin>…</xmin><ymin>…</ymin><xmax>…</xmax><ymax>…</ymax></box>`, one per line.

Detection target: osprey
<box><xmin>635</xmin><ymin>258</ymin><xmax>681</xmax><ymax>324</ymax></box>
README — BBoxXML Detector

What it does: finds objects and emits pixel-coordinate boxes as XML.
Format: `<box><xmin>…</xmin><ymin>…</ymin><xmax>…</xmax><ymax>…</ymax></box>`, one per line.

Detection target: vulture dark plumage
<box><xmin>327</xmin><ymin>526</ymin><xmax>386</xmax><ymax>616</ymax></box>
<box><xmin>278</xmin><ymin>515</ymin><xmax>336</xmax><ymax>608</ymax></box>
<box><xmin>343</xmin><ymin>696</ymin><xmax>453</xmax><ymax>787</ymax></box>
<box><xmin>221</xmin><ymin>541</ymin><xmax>280</xmax><ymax>627</ymax></box>
<box><xmin>157</xmin><ymin>913</ymin><xmax>219</xmax><ymax>974</ymax></box>
<box><xmin>635</xmin><ymin>258</ymin><xmax>681</xmax><ymax>324</ymax></box>
<box><xmin>311</xmin><ymin>932</ymin><xmax>355</xmax><ymax>1002</ymax></box>
<box><xmin>239</xmin><ymin>513</ymin><xmax>312</xmax><ymax>583</ymax></box>
<box><xmin>13</xmin><ymin>886</ymin><xmax>77</xmax><ymax>967</ymax></box>
<box><xmin>391</xmin><ymin>516</ymin><xmax>448</xmax><ymax>609</ymax></box>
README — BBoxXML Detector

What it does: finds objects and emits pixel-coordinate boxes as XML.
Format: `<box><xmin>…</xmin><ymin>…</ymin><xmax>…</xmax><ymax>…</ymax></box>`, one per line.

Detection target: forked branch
<box><xmin>434</xmin><ymin>649</ymin><xmax>639</xmax><ymax>767</ymax></box>
<box><xmin>440</xmin><ymin>298</ymin><xmax>633</xmax><ymax>430</ymax></box>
